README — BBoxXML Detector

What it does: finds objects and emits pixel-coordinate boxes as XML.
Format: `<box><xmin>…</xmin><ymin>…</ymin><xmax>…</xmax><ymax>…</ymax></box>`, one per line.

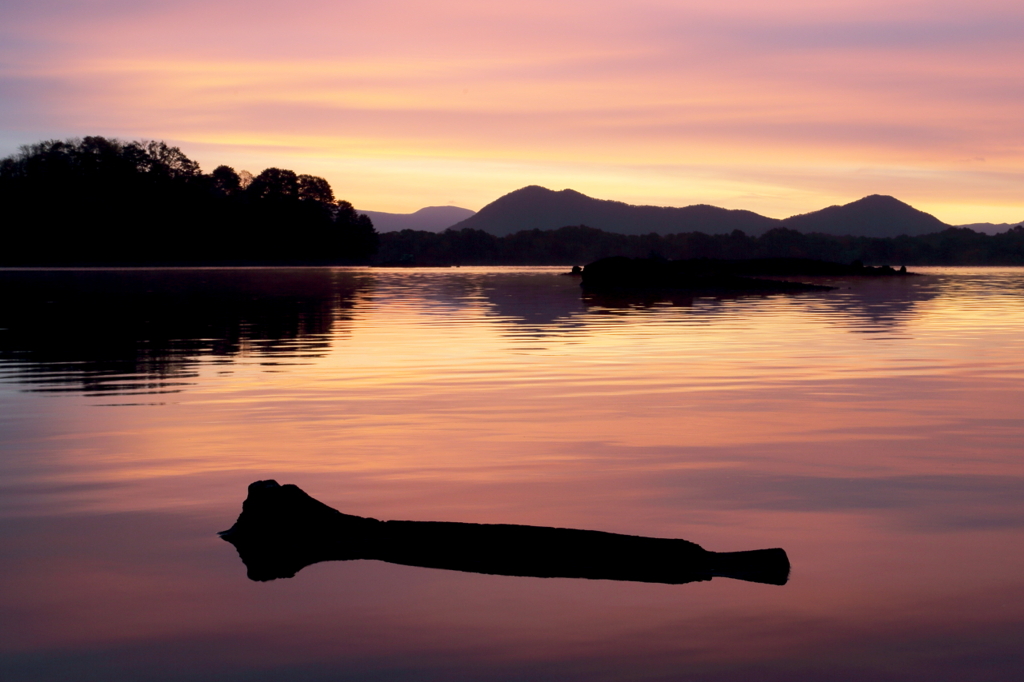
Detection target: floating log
<box><xmin>220</xmin><ymin>480</ymin><xmax>790</xmax><ymax>586</ymax></box>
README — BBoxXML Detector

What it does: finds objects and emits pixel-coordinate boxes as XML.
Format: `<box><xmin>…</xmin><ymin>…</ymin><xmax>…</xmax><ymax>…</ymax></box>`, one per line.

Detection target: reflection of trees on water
<box><xmin>0</xmin><ymin>269</ymin><xmax>997</xmax><ymax>398</ymax></box>
<box><xmin>808</xmin><ymin>277</ymin><xmax>938</xmax><ymax>332</ymax></box>
<box><xmin>580</xmin><ymin>275</ymin><xmax>944</xmax><ymax>333</ymax></box>
<box><xmin>473</xmin><ymin>274</ymin><xmax>940</xmax><ymax>335</ymax></box>
<box><xmin>371</xmin><ymin>270</ymin><xmax>588</xmax><ymax>331</ymax></box>
<box><xmin>0</xmin><ymin>269</ymin><xmax>368</xmax><ymax>396</ymax></box>
<box><xmin>480</xmin><ymin>275</ymin><xmax>587</xmax><ymax>330</ymax></box>
<box><xmin>378</xmin><ymin>271</ymin><xmax>947</xmax><ymax>339</ymax></box>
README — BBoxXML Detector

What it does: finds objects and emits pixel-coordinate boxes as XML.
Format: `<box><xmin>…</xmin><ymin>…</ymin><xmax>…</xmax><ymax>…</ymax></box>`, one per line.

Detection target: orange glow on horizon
<box><xmin>0</xmin><ymin>0</ymin><xmax>1022</xmax><ymax>222</ymax></box>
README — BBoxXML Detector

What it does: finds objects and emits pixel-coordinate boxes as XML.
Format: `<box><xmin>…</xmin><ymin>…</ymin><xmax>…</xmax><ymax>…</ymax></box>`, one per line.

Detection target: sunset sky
<box><xmin>1</xmin><ymin>0</ymin><xmax>1021</xmax><ymax>223</ymax></box>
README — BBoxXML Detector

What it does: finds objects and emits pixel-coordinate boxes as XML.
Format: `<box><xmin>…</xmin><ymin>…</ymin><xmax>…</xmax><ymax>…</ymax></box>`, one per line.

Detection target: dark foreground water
<box><xmin>0</xmin><ymin>266</ymin><xmax>1022</xmax><ymax>681</ymax></box>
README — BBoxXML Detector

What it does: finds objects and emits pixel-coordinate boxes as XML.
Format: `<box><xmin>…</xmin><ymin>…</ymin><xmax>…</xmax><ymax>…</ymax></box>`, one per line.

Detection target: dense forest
<box><xmin>0</xmin><ymin>137</ymin><xmax>378</xmax><ymax>265</ymax></box>
<box><xmin>377</xmin><ymin>224</ymin><xmax>1024</xmax><ymax>266</ymax></box>
<box><xmin>2</xmin><ymin>137</ymin><xmax>1022</xmax><ymax>266</ymax></box>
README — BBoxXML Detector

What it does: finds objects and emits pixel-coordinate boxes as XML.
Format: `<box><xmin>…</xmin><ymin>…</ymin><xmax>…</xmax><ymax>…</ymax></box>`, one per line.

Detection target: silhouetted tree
<box><xmin>335</xmin><ymin>200</ymin><xmax>379</xmax><ymax>261</ymax></box>
<box><xmin>137</xmin><ymin>140</ymin><xmax>201</xmax><ymax>178</ymax></box>
<box><xmin>4</xmin><ymin>135</ymin><xmax>1023</xmax><ymax>266</ymax></box>
<box><xmin>212</xmin><ymin>165</ymin><xmax>241</xmax><ymax>195</ymax></box>
<box><xmin>249</xmin><ymin>168</ymin><xmax>299</xmax><ymax>201</ymax></box>
<box><xmin>0</xmin><ymin>136</ymin><xmax>373</xmax><ymax>265</ymax></box>
<box><xmin>373</xmin><ymin>224</ymin><xmax>1024</xmax><ymax>266</ymax></box>
<box><xmin>298</xmin><ymin>174</ymin><xmax>335</xmax><ymax>204</ymax></box>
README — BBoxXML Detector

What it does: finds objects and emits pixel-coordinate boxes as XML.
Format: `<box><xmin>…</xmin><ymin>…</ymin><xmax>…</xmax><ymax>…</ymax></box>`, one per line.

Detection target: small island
<box><xmin>579</xmin><ymin>256</ymin><xmax>912</xmax><ymax>295</ymax></box>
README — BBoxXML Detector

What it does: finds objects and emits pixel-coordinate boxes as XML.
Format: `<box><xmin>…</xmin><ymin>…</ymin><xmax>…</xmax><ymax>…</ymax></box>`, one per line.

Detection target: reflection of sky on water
<box><xmin>0</xmin><ymin>266</ymin><xmax>964</xmax><ymax>397</ymax></box>
<box><xmin>1</xmin><ymin>266</ymin><xmax>1023</xmax><ymax>680</ymax></box>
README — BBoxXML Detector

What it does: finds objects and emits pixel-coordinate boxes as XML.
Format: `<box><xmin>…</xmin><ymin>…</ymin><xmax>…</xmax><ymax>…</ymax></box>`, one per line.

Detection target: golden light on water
<box><xmin>8</xmin><ymin>267</ymin><xmax>1021</xmax><ymax>511</ymax></box>
<box><xmin>1</xmin><ymin>268</ymin><xmax>1023</xmax><ymax>678</ymax></box>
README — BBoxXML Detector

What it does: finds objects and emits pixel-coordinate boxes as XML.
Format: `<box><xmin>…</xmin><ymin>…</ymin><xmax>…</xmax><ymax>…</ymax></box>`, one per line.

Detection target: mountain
<box><xmin>447</xmin><ymin>187</ymin><xmax>956</xmax><ymax>238</ymax></box>
<box><xmin>955</xmin><ymin>222</ymin><xmax>1023</xmax><ymax>235</ymax></box>
<box><xmin>357</xmin><ymin>206</ymin><xmax>475</xmax><ymax>233</ymax></box>
<box><xmin>446</xmin><ymin>186</ymin><xmax>779</xmax><ymax>237</ymax></box>
<box><xmin>780</xmin><ymin>195</ymin><xmax>948</xmax><ymax>238</ymax></box>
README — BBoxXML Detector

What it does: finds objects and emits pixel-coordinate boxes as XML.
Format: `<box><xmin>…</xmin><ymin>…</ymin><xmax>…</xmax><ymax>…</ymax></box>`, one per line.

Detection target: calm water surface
<box><xmin>0</xmin><ymin>266</ymin><xmax>1022</xmax><ymax>681</ymax></box>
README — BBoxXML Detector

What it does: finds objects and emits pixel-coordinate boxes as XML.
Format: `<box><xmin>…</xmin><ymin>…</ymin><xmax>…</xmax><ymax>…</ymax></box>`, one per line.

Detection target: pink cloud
<box><xmin>1</xmin><ymin>0</ymin><xmax>1022</xmax><ymax>220</ymax></box>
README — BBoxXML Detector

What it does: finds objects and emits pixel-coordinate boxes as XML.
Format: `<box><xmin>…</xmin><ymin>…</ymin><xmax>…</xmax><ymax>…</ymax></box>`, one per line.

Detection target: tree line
<box><xmin>0</xmin><ymin>137</ymin><xmax>378</xmax><ymax>265</ymax></box>
<box><xmin>3</xmin><ymin>137</ymin><xmax>1021</xmax><ymax>266</ymax></box>
<box><xmin>377</xmin><ymin>224</ymin><xmax>1024</xmax><ymax>266</ymax></box>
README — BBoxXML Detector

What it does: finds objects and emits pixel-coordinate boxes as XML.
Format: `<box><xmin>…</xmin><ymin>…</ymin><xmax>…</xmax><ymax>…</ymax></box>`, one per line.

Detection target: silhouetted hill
<box><xmin>781</xmin><ymin>195</ymin><xmax>948</xmax><ymax>237</ymax></box>
<box><xmin>448</xmin><ymin>186</ymin><xmax>780</xmax><ymax>237</ymax></box>
<box><xmin>447</xmin><ymin>187</ymin><xmax>960</xmax><ymax>238</ymax></box>
<box><xmin>358</xmin><ymin>206</ymin><xmax>475</xmax><ymax>233</ymax></box>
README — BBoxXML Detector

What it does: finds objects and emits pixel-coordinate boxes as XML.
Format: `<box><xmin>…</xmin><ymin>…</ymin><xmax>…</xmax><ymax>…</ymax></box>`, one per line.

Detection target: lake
<box><xmin>1</xmin><ymin>266</ymin><xmax>1022</xmax><ymax>681</ymax></box>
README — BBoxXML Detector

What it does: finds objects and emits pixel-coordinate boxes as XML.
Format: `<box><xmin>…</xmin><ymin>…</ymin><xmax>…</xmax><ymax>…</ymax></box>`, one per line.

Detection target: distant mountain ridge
<box><xmin>449</xmin><ymin>186</ymin><xmax>778</xmax><ymax>237</ymax></box>
<box><xmin>781</xmin><ymin>195</ymin><xmax>948</xmax><ymax>238</ymax></box>
<box><xmin>357</xmin><ymin>206</ymin><xmax>475</xmax><ymax>233</ymax></box>
<box><xmin>955</xmin><ymin>221</ymin><xmax>1023</xmax><ymax>235</ymax></box>
<box><xmin>445</xmin><ymin>186</ymin><xmax>960</xmax><ymax>238</ymax></box>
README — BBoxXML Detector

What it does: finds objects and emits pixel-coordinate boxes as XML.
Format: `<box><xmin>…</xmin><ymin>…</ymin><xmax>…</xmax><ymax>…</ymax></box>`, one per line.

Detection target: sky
<box><xmin>0</xmin><ymin>0</ymin><xmax>1021</xmax><ymax>222</ymax></box>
